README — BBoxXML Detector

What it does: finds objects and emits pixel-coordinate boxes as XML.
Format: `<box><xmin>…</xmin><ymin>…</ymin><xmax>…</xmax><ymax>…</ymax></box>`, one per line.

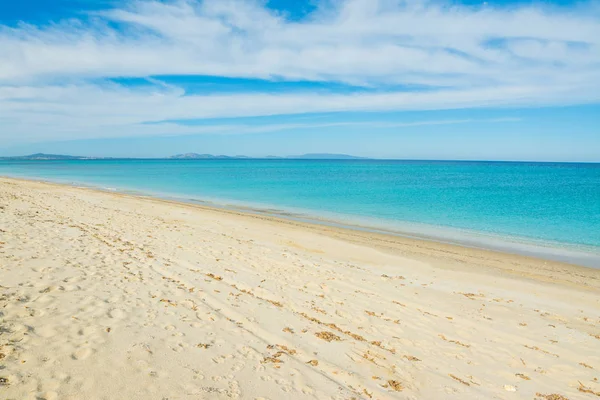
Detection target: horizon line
<box><xmin>1</xmin><ymin>154</ymin><xmax>599</xmax><ymax>164</ymax></box>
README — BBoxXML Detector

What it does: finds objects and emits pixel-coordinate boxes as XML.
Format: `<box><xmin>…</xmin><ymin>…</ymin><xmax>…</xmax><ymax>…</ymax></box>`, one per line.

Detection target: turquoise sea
<box><xmin>1</xmin><ymin>159</ymin><xmax>599</xmax><ymax>267</ymax></box>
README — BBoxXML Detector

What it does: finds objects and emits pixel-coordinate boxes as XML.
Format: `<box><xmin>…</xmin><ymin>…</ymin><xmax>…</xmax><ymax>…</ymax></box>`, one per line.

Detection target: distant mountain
<box><xmin>168</xmin><ymin>153</ymin><xmax>368</xmax><ymax>160</ymax></box>
<box><xmin>2</xmin><ymin>152</ymin><xmax>370</xmax><ymax>161</ymax></box>
<box><xmin>0</xmin><ymin>153</ymin><xmax>94</xmax><ymax>160</ymax></box>
<box><xmin>169</xmin><ymin>153</ymin><xmax>236</xmax><ymax>159</ymax></box>
<box><xmin>287</xmin><ymin>153</ymin><xmax>368</xmax><ymax>160</ymax></box>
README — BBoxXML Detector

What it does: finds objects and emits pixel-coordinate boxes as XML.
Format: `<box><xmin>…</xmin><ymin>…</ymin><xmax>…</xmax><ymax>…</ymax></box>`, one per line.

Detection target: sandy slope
<box><xmin>0</xmin><ymin>177</ymin><xmax>599</xmax><ymax>400</ymax></box>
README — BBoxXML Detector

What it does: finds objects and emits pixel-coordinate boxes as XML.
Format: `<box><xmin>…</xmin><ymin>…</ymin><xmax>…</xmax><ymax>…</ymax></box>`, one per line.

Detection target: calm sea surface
<box><xmin>1</xmin><ymin>159</ymin><xmax>599</xmax><ymax>266</ymax></box>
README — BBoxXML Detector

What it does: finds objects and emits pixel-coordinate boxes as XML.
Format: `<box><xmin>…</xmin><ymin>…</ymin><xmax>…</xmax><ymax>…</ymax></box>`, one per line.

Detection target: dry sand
<box><xmin>1</xmin><ymin>177</ymin><xmax>599</xmax><ymax>400</ymax></box>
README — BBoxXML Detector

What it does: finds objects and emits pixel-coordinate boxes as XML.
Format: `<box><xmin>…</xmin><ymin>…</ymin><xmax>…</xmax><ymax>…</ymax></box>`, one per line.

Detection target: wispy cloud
<box><xmin>0</xmin><ymin>104</ymin><xmax>522</xmax><ymax>145</ymax></box>
<box><xmin>0</xmin><ymin>0</ymin><xmax>599</xmax><ymax>144</ymax></box>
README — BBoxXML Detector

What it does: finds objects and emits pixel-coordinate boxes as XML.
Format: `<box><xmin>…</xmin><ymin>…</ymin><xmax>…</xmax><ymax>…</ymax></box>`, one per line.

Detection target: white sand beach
<box><xmin>1</xmin><ymin>177</ymin><xmax>599</xmax><ymax>400</ymax></box>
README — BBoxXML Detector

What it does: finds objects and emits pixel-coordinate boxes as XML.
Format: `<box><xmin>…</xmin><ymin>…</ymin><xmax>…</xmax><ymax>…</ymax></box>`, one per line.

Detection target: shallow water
<box><xmin>2</xmin><ymin>159</ymin><xmax>599</xmax><ymax>266</ymax></box>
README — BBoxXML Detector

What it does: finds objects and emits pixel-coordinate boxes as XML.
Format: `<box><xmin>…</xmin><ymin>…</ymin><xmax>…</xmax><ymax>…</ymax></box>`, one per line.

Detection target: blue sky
<box><xmin>1</xmin><ymin>0</ymin><xmax>599</xmax><ymax>160</ymax></box>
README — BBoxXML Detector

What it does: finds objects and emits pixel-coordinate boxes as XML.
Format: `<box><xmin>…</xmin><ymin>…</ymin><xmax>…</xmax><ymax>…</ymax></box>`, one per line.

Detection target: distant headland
<box><xmin>0</xmin><ymin>153</ymin><xmax>100</xmax><ymax>160</ymax></box>
<box><xmin>1</xmin><ymin>153</ymin><xmax>369</xmax><ymax>160</ymax></box>
<box><xmin>168</xmin><ymin>153</ymin><xmax>368</xmax><ymax>160</ymax></box>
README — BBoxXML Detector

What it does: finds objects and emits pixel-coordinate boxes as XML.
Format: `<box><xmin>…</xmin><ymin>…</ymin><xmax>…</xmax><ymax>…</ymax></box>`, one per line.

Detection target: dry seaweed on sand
<box><xmin>449</xmin><ymin>374</ymin><xmax>470</xmax><ymax>386</ymax></box>
<box><xmin>384</xmin><ymin>380</ymin><xmax>404</xmax><ymax>391</ymax></box>
<box><xmin>266</xmin><ymin>299</ymin><xmax>283</xmax><ymax>307</ymax></box>
<box><xmin>578</xmin><ymin>381</ymin><xmax>600</xmax><ymax>396</ymax></box>
<box><xmin>315</xmin><ymin>331</ymin><xmax>341</xmax><ymax>342</ymax></box>
<box><xmin>536</xmin><ymin>394</ymin><xmax>570</xmax><ymax>400</ymax></box>
<box><xmin>206</xmin><ymin>273</ymin><xmax>223</xmax><ymax>281</ymax></box>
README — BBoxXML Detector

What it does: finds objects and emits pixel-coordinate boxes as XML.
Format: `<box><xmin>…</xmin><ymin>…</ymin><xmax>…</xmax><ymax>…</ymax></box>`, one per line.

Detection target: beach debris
<box><xmin>417</xmin><ymin>308</ymin><xmax>439</xmax><ymax>317</ymax></box>
<box><xmin>524</xmin><ymin>345</ymin><xmax>559</xmax><ymax>358</ymax></box>
<box><xmin>197</xmin><ymin>343</ymin><xmax>212</xmax><ymax>349</ymax></box>
<box><xmin>457</xmin><ymin>292</ymin><xmax>484</xmax><ymax>300</ymax></box>
<box><xmin>276</xmin><ymin>345</ymin><xmax>296</xmax><ymax>355</ymax></box>
<box><xmin>381</xmin><ymin>274</ymin><xmax>405</xmax><ymax>280</ymax></box>
<box><xmin>0</xmin><ymin>377</ymin><xmax>9</xmax><ymax>386</ymax></box>
<box><xmin>580</xmin><ymin>362</ymin><xmax>594</xmax><ymax>369</ymax></box>
<box><xmin>362</xmin><ymin>352</ymin><xmax>376</xmax><ymax>363</ymax></box>
<box><xmin>315</xmin><ymin>331</ymin><xmax>341</xmax><ymax>342</ymax></box>
<box><xmin>346</xmin><ymin>331</ymin><xmax>366</xmax><ymax>342</ymax></box>
<box><xmin>578</xmin><ymin>381</ymin><xmax>600</xmax><ymax>396</ymax></box>
<box><xmin>261</xmin><ymin>344</ymin><xmax>296</xmax><ymax>364</ymax></box>
<box><xmin>384</xmin><ymin>380</ymin><xmax>404</xmax><ymax>391</ymax></box>
<box><xmin>298</xmin><ymin>312</ymin><xmax>366</xmax><ymax>342</ymax></box>
<box><xmin>439</xmin><ymin>334</ymin><xmax>471</xmax><ymax>348</ymax></box>
<box><xmin>307</xmin><ymin>360</ymin><xmax>319</xmax><ymax>366</ymax></box>
<box><xmin>262</xmin><ymin>354</ymin><xmax>284</xmax><ymax>364</ymax></box>
<box><xmin>535</xmin><ymin>394</ymin><xmax>570</xmax><ymax>400</ymax></box>
<box><xmin>139</xmin><ymin>344</ymin><xmax>153</xmax><ymax>354</ymax></box>
<box><xmin>282</xmin><ymin>327</ymin><xmax>294</xmax><ymax>334</ymax></box>
<box><xmin>206</xmin><ymin>273</ymin><xmax>222</xmax><ymax>281</ymax></box>
<box><xmin>504</xmin><ymin>385</ymin><xmax>517</xmax><ymax>392</ymax></box>
<box><xmin>449</xmin><ymin>374</ymin><xmax>470</xmax><ymax>386</ymax></box>
<box><xmin>159</xmin><ymin>299</ymin><xmax>177</xmax><ymax>307</ymax></box>
<box><xmin>266</xmin><ymin>299</ymin><xmax>283</xmax><ymax>307</ymax></box>
<box><xmin>403</xmin><ymin>355</ymin><xmax>421</xmax><ymax>362</ymax></box>
<box><xmin>515</xmin><ymin>373</ymin><xmax>530</xmax><ymax>380</ymax></box>
<box><xmin>262</xmin><ymin>349</ymin><xmax>285</xmax><ymax>364</ymax></box>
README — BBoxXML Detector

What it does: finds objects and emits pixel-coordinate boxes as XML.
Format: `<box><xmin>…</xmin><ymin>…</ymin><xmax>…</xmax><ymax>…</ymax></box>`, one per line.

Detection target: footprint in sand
<box><xmin>36</xmin><ymin>391</ymin><xmax>59</xmax><ymax>400</ymax></box>
<box><xmin>78</xmin><ymin>326</ymin><xmax>96</xmax><ymax>336</ymax></box>
<box><xmin>36</xmin><ymin>326</ymin><xmax>57</xmax><ymax>338</ymax></box>
<box><xmin>108</xmin><ymin>308</ymin><xmax>125</xmax><ymax>319</ymax></box>
<box><xmin>36</xmin><ymin>295</ymin><xmax>54</xmax><ymax>304</ymax></box>
<box><xmin>72</xmin><ymin>347</ymin><xmax>93</xmax><ymax>360</ymax></box>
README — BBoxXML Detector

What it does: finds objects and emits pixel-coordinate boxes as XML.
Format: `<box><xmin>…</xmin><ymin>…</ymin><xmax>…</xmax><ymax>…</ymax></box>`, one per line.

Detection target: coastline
<box><xmin>1</xmin><ymin>176</ymin><xmax>600</xmax><ymax>399</ymax></box>
<box><xmin>2</xmin><ymin>174</ymin><xmax>599</xmax><ymax>270</ymax></box>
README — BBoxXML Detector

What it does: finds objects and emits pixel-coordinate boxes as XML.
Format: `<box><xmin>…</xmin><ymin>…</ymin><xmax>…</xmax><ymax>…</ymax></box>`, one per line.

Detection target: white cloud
<box><xmin>0</xmin><ymin>0</ymin><xmax>599</xmax><ymax>144</ymax></box>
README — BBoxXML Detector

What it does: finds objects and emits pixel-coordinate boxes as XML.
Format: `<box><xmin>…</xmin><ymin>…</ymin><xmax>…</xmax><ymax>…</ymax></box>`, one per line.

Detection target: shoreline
<box><xmin>2</xmin><ymin>174</ymin><xmax>599</xmax><ymax>270</ymax></box>
<box><xmin>2</xmin><ymin>176</ymin><xmax>599</xmax><ymax>286</ymax></box>
<box><xmin>2</xmin><ymin>176</ymin><xmax>600</xmax><ymax>399</ymax></box>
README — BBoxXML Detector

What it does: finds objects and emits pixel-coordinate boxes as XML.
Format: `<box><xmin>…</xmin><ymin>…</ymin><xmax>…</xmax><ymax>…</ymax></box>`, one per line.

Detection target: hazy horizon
<box><xmin>3</xmin><ymin>152</ymin><xmax>600</xmax><ymax>164</ymax></box>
